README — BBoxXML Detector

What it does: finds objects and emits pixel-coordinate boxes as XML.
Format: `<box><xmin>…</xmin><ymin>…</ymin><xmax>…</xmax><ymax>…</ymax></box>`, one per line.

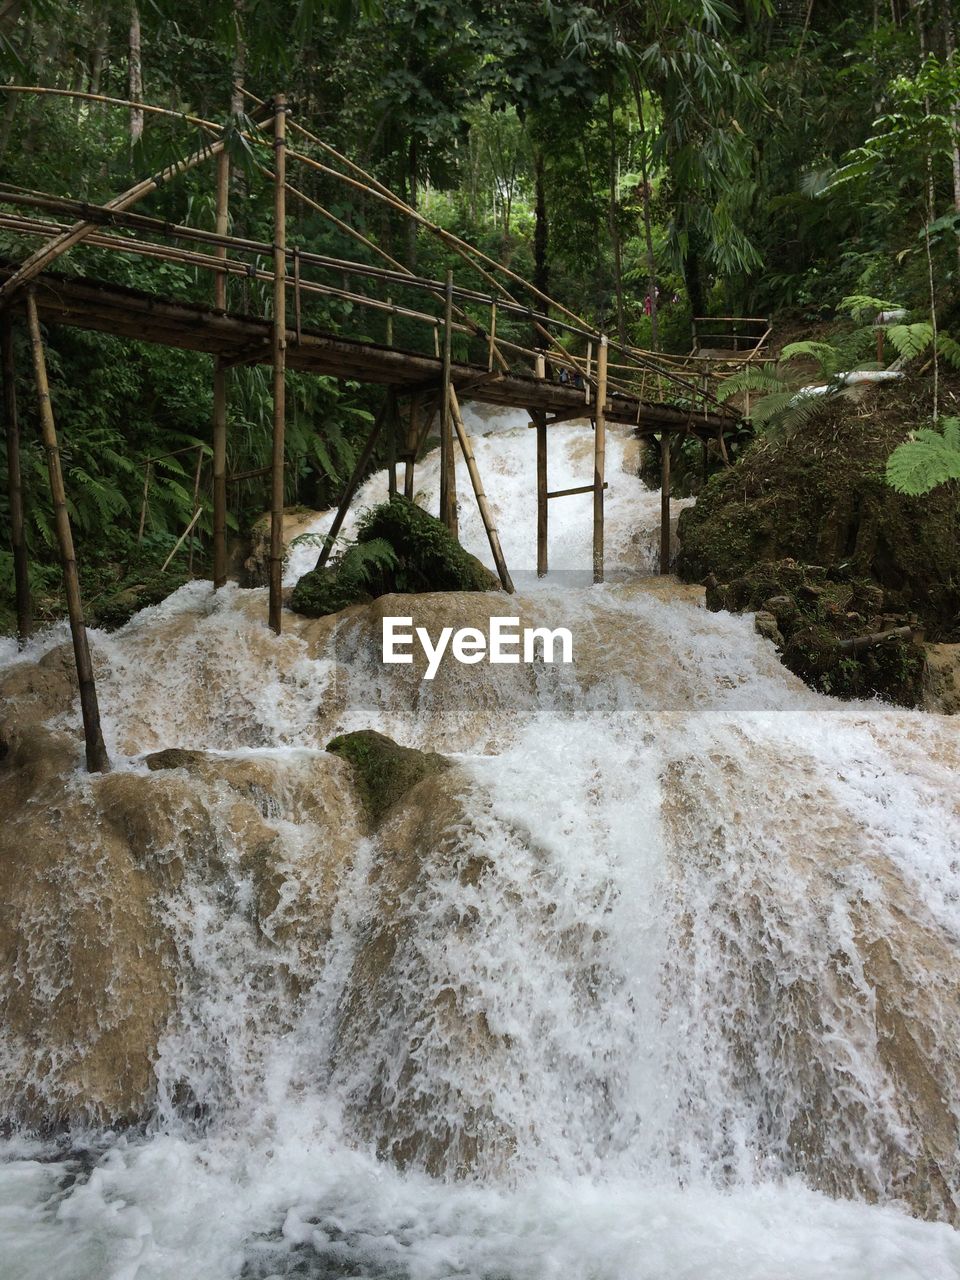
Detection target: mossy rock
<box><xmin>677</xmin><ymin>392</ymin><xmax>960</xmax><ymax>641</ymax></box>
<box><xmin>144</xmin><ymin>748</ymin><xmax>208</xmax><ymax>772</ymax></box>
<box><xmin>92</xmin><ymin>574</ymin><xmax>190</xmax><ymax>631</ymax></box>
<box><xmin>290</xmin><ymin>567</ymin><xmax>372</xmax><ymax>618</ymax></box>
<box><xmin>291</xmin><ymin>496</ymin><xmax>499</xmax><ymax>619</ymax></box>
<box><xmin>326</xmin><ymin>729</ymin><xmax>449</xmax><ymax>826</ymax></box>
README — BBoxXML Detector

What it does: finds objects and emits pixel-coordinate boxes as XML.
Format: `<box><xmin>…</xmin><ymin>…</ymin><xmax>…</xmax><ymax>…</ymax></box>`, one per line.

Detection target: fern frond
<box><xmin>936</xmin><ymin>333</ymin><xmax>960</xmax><ymax>371</ymax></box>
<box><xmin>886</xmin><ymin>418</ymin><xmax>960</xmax><ymax>494</ymax></box>
<box><xmin>717</xmin><ymin>363</ymin><xmax>788</xmax><ymax>401</ymax></box>
<box><xmin>886</xmin><ymin>323</ymin><xmax>934</xmax><ymax>361</ymax></box>
<box><xmin>747</xmin><ymin>390</ymin><xmax>803</xmax><ymax>426</ymax></box>
<box><xmin>780</xmin><ymin>340</ymin><xmax>841</xmax><ymax>372</ymax></box>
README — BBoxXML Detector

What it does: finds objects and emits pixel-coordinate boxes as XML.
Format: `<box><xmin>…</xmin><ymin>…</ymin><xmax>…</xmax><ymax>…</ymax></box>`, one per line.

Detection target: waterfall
<box><xmin>1</xmin><ymin>405</ymin><xmax>959</xmax><ymax>1280</ymax></box>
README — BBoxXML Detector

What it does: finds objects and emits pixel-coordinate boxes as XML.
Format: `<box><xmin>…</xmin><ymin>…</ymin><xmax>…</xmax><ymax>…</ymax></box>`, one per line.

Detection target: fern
<box><xmin>839</xmin><ymin>294</ymin><xmax>898</xmax><ymax>324</ymax></box>
<box><xmin>780</xmin><ymin>340</ymin><xmax>844</xmax><ymax>372</ymax></box>
<box><xmin>936</xmin><ymin>333</ymin><xmax>960</xmax><ymax>371</ymax></box>
<box><xmin>886</xmin><ymin>322</ymin><xmax>934</xmax><ymax>361</ymax></box>
<box><xmin>886</xmin><ymin>418</ymin><xmax>960</xmax><ymax>495</ymax></box>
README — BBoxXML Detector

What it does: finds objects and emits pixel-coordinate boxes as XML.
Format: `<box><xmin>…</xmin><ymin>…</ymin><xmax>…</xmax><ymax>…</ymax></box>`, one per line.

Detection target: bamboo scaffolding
<box><xmin>268</xmin><ymin>94</ymin><xmax>287</xmax><ymax>635</ymax></box>
<box><xmin>1</xmin><ymin>314</ymin><xmax>31</xmax><ymax>642</ymax></box>
<box><xmin>0</xmin><ymin>129</ymin><xmax>235</xmax><ymax>305</ymax></box>
<box><xmin>25</xmin><ymin>290</ymin><xmax>109</xmax><ymax>773</ymax></box>
<box><xmin>449</xmin><ymin>385</ymin><xmax>513</xmax><ymax>593</ymax></box>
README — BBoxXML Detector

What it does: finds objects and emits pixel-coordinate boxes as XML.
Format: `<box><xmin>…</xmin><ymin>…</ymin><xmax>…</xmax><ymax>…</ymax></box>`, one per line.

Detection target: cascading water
<box><xmin>1</xmin><ymin>404</ymin><xmax>959</xmax><ymax>1279</ymax></box>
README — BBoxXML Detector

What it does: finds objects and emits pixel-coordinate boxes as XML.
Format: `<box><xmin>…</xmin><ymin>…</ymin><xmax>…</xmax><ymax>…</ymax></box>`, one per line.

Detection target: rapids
<box><xmin>1</xmin><ymin>405</ymin><xmax>959</xmax><ymax>1279</ymax></box>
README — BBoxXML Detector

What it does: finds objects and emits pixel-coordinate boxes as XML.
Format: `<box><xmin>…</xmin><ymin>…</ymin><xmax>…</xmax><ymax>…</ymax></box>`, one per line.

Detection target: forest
<box><xmin>0</xmin><ymin>0</ymin><xmax>958</xmax><ymax>647</ymax></box>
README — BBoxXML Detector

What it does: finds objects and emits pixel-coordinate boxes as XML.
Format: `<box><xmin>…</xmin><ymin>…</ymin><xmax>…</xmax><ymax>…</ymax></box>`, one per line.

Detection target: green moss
<box><xmin>92</xmin><ymin>573</ymin><xmax>190</xmax><ymax>630</ymax></box>
<box><xmin>291</xmin><ymin>496</ymin><xmax>499</xmax><ymax>618</ymax></box>
<box><xmin>326</xmin><ymin>729</ymin><xmax>449</xmax><ymax>826</ymax></box>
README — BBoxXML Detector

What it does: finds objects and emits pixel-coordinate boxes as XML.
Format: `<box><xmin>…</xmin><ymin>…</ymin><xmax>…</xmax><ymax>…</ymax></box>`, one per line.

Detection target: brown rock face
<box><xmin>0</xmin><ymin>729</ymin><xmax>362</xmax><ymax>1130</ymax></box>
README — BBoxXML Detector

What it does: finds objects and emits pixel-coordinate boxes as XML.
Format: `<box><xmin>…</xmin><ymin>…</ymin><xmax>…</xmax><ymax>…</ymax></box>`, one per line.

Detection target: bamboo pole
<box><xmin>449</xmin><ymin>386</ymin><xmax>513</xmax><ymax>593</ymax></box>
<box><xmin>212</xmin><ymin>147</ymin><xmax>229</xmax><ymax>589</ymax></box>
<box><xmin>315</xmin><ymin>400</ymin><xmax>388</xmax><ymax>569</ymax></box>
<box><xmin>593</xmin><ymin>336</ymin><xmax>608</xmax><ymax>584</ymax></box>
<box><xmin>659</xmin><ymin>433</ymin><xmax>671</xmax><ymax>575</ymax></box>
<box><xmin>24</xmin><ymin>291</ymin><xmax>109</xmax><ymax>773</ymax></box>
<box><xmin>0</xmin><ymin>131</ymin><xmax>232</xmax><ymax>305</ymax></box>
<box><xmin>404</xmin><ymin>392</ymin><xmax>420</xmax><ymax>499</ymax></box>
<box><xmin>387</xmin><ymin>386</ymin><xmax>398</xmax><ymax>499</ymax></box>
<box><xmin>1</xmin><ymin>314</ymin><xmax>32</xmax><ymax>642</ymax></box>
<box><xmin>268</xmin><ymin>94</ymin><xmax>287</xmax><ymax>635</ymax></box>
<box><xmin>439</xmin><ymin>269</ymin><xmax>457</xmax><ymax>535</ymax></box>
<box><xmin>535</xmin><ymin>408</ymin><xmax>547</xmax><ymax>578</ymax></box>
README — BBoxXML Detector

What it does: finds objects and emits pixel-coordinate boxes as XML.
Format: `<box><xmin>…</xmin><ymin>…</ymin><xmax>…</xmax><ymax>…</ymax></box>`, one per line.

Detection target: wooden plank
<box><xmin>25</xmin><ymin>290</ymin><xmax>109</xmax><ymax>773</ymax></box>
<box><xmin>547</xmin><ymin>482</ymin><xmax>608</xmax><ymax>499</ymax></box>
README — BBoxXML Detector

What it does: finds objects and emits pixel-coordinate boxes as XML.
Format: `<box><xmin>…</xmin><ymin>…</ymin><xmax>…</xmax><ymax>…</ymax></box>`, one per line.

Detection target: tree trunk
<box><xmin>941</xmin><ymin>0</ymin><xmax>960</xmax><ymax>274</ymax></box>
<box><xmin>128</xmin><ymin>4</ymin><xmax>143</xmax><ymax>143</ymax></box>
<box><xmin>88</xmin><ymin>12</ymin><xmax>109</xmax><ymax>96</ymax></box>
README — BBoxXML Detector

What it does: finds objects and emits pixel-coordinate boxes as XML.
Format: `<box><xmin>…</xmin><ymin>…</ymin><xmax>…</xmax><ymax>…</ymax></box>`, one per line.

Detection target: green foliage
<box><xmin>290</xmin><ymin>496</ymin><xmax>497</xmax><ymax>618</ymax></box>
<box><xmin>886</xmin><ymin>419</ymin><xmax>960</xmax><ymax>496</ymax></box>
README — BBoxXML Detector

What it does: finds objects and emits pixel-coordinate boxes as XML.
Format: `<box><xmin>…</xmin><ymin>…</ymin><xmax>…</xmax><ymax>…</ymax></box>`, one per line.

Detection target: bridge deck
<box><xmin>12</xmin><ymin>267</ymin><xmax>733</xmax><ymax>435</ymax></box>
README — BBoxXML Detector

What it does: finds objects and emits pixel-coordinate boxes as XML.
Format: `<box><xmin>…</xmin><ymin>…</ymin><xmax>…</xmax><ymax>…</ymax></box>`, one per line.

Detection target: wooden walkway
<box><xmin>10</xmin><ymin>266</ymin><xmax>731</xmax><ymax>434</ymax></box>
<box><xmin>0</xmin><ymin>85</ymin><xmax>757</xmax><ymax>774</ymax></box>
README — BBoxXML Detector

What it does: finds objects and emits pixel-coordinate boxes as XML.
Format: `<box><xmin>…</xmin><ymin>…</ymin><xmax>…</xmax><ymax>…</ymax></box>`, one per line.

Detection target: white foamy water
<box><xmin>1</xmin><ymin>409</ymin><xmax>959</xmax><ymax>1279</ymax></box>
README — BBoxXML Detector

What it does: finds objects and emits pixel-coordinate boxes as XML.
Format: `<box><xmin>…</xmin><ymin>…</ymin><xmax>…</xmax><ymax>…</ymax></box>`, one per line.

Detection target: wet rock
<box><xmin>144</xmin><ymin>747</ymin><xmax>208</xmax><ymax>772</ymax></box>
<box><xmin>244</xmin><ymin>507</ymin><xmax>320</xmax><ymax>588</ymax></box>
<box><xmin>923</xmin><ymin>643</ymin><xmax>960</xmax><ymax>715</ymax></box>
<box><xmin>754</xmin><ymin>610</ymin><xmax>783</xmax><ymax>647</ymax></box>
<box><xmin>327</xmin><ymin>729</ymin><xmax>450</xmax><ymax>827</ymax></box>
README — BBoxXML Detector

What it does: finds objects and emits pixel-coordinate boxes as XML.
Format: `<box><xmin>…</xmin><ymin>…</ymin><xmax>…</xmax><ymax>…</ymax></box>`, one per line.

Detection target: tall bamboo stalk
<box><xmin>439</xmin><ymin>268</ymin><xmax>457</xmax><ymax>535</ymax></box>
<box><xmin>212</xmin><ymin>147</ymin><xmax>230</xmax><ymax>588</ymax></box>
<box><xmin>1</xmin><ymin>314</ymin><xmax>32</xmax><ymax>642</ymax></box>
<box><xmin>593</xmin><ymin>336</ymin><xmax>608</xmax><ymax>584</ymax></box>
<box><xmin>25</xmin><ymin>291</ymin><xmax>109</xmax><ymax>773</ymax></box>
<box><xmin>535</xmin><ymin>408</ymin><xmax>548</xmax><ymax>578</ymax></box>
<box><xmin>660</xmin><ymin>433</ymin><xmax>671</xmax><ymax>575</ymax></box>
<box><xmin>268</xmin><ymin>94</ymin><xmax>286</xmax><ymax>634</ymax></box>
<box><xmin>449</xmin><ymin>385</ymin><xmax>513</xmax><ymax>593</ymax></box>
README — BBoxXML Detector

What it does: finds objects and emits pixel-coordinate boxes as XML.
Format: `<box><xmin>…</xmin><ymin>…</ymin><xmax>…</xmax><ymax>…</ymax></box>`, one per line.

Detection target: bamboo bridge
<box><xmin>0</xmin><ymin>87</ymin><xmax>766</xmax><ymax>774</ymax></box>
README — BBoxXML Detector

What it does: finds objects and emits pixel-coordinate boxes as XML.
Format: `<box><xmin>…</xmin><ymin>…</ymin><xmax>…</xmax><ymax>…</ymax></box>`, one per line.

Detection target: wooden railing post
<box><xmin>268</xmin><ymin>92</ymin><xmax>287</xmax><ymax>634</ymax></box>
<box><xmin>592</xmin><ymin>335</ymin><xmax>607</xmax><ymax>584</ymax></box>
<box><xmin>25</xmin><ymin>291</ymin><xmax>109</xmax><ymax>773</ymax></box>
<box><xmin>1</xmin><ymin>314</ymin><xmax>32</xmax><ymax>643</ymax></box>
<box><xmin>439</xmin><ymin>268</ymin><xmax>457</xmax><ymax>535</ymax></box>
<box><xmin>212</xmin><ymin>146</ymin><xmax>230</xmax><ymax>589</ymax></box>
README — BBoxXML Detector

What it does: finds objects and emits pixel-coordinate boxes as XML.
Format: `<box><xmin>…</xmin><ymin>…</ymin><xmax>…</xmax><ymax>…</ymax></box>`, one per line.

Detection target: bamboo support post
<box><xmin>268</xmin><ymin>94</ymin><xmax>287</xmax><ymax>634</ymax></box>
<box><xmin>449</xmin><ymin>386</ymin><xmax>513</xmax><ymax>593</ymax></box>
<box><xmin>386</xmin><ymin>296</ymin><xmax>393</xmax><ymax>348</ymax></box>
<box><xmin>1</xmin><ymin>314</ymin><xmax>32</xmax><ymax>642</ymax></box>
<box><xmin>660</xmin><ymin>432</ymin><xmax>671</xmax><ymax>575</ymax></box>
<box><xmin>161</xmin><ymin>505</ymin><xmax>203</xmax><ymax>573</ymax></box>
<box><xmin>315</xmin><ymin>399</ymin><xmax>387</xmax><ymax>568</ymax></box>
<box><xmin>487</xmin><ymin>302</ymin><xmax>497</xmax><ymax>372</ymax></box>
<box><xmin>535</xmin><ymin>408</ymin><xmax>548</xmax><ymax>578</ymax></box>
<box><xmin>592</xmin><ymin>336</ymin><xmax>608</xmax><ymax>584</ymax></box>
<box><xmin>387</xmin><ymin>386</ymin><xmax>398</xmax><ymax>499</ymax></box>
<box><xmin>404</xmin><ymin>392</ymin><xmax>420</xmax><ymax>499</ymax></box>
<box><xmin>439</xmin><ymin>269</ymin><xmax>457</xmax><ymax>536</ymax></box>
<box><xmin>25</xmin><ymin>290</ymin><xmax>108</xmax><ymax>773</ymax></box>
<box><xmin>137</xmin><ymin>461</ymin><xmax>151</xmax><ymax>540</ymax></box>
<box><xmin>212</xmin><ymin>147</ymin><xmax>229</xmax><ymax>588</ymax></box>
<box><xmin>585</xmin><ymin>341</ymin><xmax>593</xmax><ymax>405</ymax></box>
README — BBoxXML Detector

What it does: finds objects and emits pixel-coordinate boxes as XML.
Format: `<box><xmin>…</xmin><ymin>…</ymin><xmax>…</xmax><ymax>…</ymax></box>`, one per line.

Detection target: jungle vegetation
<box><xmin>0</xmin><ymin>0</ymin><xmax>958</xmax><ymax>630</ymax></box>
